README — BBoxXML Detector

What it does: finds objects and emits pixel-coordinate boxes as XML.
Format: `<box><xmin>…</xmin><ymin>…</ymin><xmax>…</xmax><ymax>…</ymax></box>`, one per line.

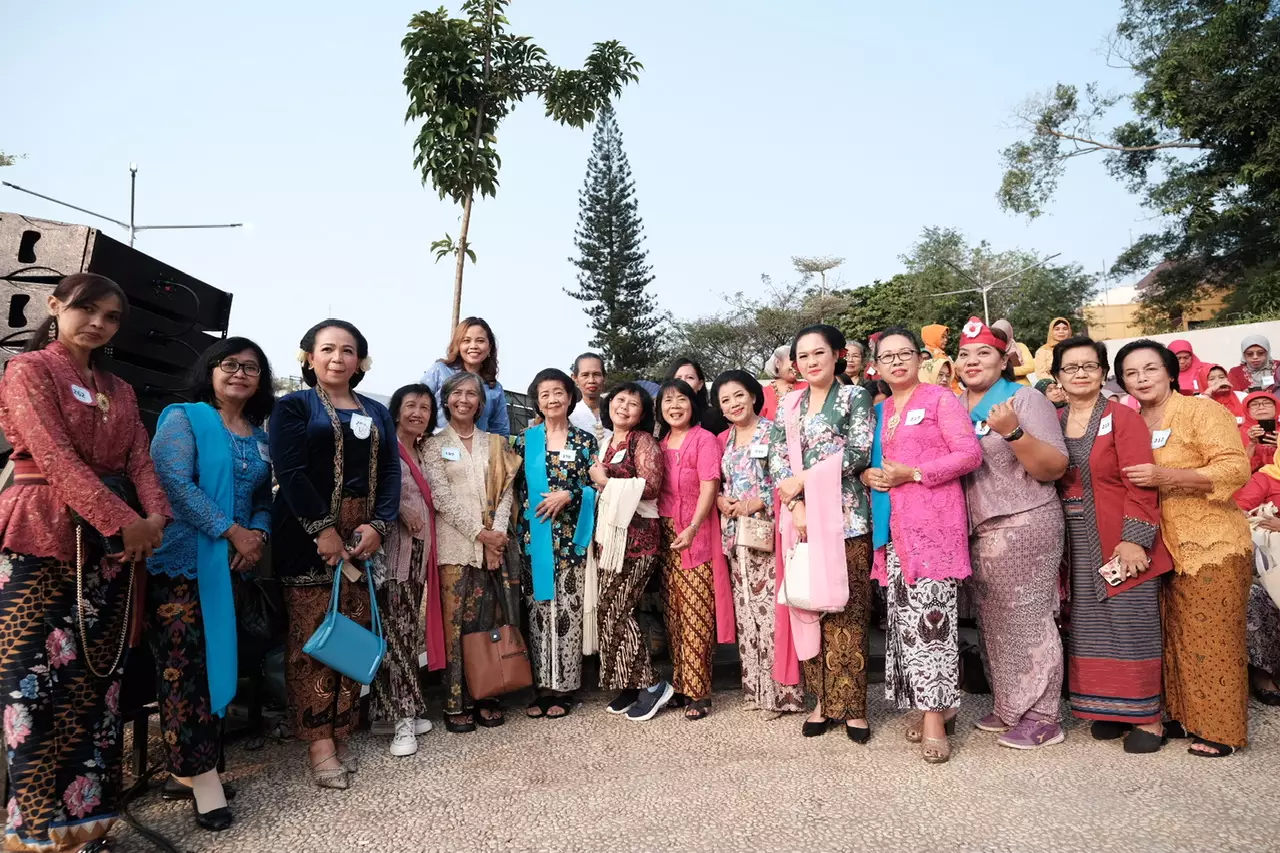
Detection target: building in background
<box><xmin>1086</xmin><ymin>262</ymin><xmax>1228</xmax><ymax>340</ymax></box>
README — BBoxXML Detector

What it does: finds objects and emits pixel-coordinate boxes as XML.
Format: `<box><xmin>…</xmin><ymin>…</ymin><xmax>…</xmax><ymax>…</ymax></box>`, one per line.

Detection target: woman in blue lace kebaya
<box><xmin>147</xmin><ymin>338</ymin><xmax>276</xmax><ymax>834</ymax></box>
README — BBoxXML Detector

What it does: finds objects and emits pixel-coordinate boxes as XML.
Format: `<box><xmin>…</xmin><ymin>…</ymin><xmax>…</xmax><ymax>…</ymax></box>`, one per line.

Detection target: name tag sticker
<box><xmin>904</xmin><ymin>408</ymin><xmax>925</xmax><ymax>426</ymax></box>
<box><xmin>417</xmin><ymin>652</ymin><xmax>428</xmax><ymax>668</ymax></box>
<box><xmin>1262</xmin><ymin>375</ymin><xmax>1276</xmax><ymax>388</ymax></box>
<box><xmin>1098</xmin><ymin>415</ymin><xmax>1113</xmax><ymax>437</ymax></box>
<box><xmin>70</xmin><ymin>384</ymin><xmax>94</xmax><ymax>405</ymax></box>
<box><xmin>558</xmin><ymin>448</ymin><xmax>576</xmax><ymax>463</ymax></box>
<box><xmin>349</xmin><ymin>414</ymin><xmax>372</xmax><ymax>440</ymax></box>
<box><xmin>442</xmin><ymin>446</ymin><xmax>462</xmax><ymax>462</ymax></box>
<box><xmin>258</xmin><ymin>443</ymin><xmax>271</xmax><ymax>462</ymax></box>
<box><xmin>610</xmin><ymin>450</ymin><xmax>627</xmax><ymax>464</ymax></box>
<box><xmin>749</xmin><ymin>443</ymin><xmax>769</xmax><ymax>459</ymax></box>
<box><xmin>975</xmin><ymin>421</ymin><xmax>991</xmax><ymax>437</ymax></box>
<box><xmin>1237</xmin><ymin>416</ymin><xmax>1246</xmax><ymax>425</ymax></box>
<box><xmin>1151</xmin><ymin>428</ymin><xmax>1172</xmax><ymax>450</ymax></box>
<box><xmin>360</xmin><ymin>684</ymin><xmax>371</xmax><ymax>698</ymax></box>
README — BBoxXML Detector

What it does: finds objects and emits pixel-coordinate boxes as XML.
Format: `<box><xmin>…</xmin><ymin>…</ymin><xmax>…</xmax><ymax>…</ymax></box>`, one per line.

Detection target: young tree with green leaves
<box><xmin>565</xmin><ymin>103</ymin><xmax>660</xmax><ymax>377</ymax></box>
<box><xmin>996</xmin><ymin>0</ymin><xmax>1280</xmax><ymax>329</ymax></box>
<box><xmin>402</xmin><ymin>1</ymin><xmax>642</xmax><ymax>330</ymax></box>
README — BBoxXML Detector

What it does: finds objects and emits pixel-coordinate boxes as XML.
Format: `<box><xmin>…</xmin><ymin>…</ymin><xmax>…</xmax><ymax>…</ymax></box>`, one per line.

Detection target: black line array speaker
<box><xmin>0</xmin><ymin>211</ymin><xmax>235</xmax><ymax>435</ymax></box>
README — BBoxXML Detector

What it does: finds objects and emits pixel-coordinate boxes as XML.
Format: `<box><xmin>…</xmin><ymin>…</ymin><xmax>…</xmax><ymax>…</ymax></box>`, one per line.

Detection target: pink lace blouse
<box><xmin>870</xmin><ymin>382</ymin><xmax>982</xmax><ymax>585</ymax></box>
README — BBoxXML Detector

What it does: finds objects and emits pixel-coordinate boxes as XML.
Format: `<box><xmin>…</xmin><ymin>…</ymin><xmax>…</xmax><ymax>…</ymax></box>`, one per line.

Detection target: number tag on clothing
<box><xmin>1151</xmin><ymin>429</ymin><xmax>1172</xmax><ymax>450</ymax></box>
<box><xmin>558</xmin><ymin>448</ymin><xmax>576</xmax><ymax>463</ymax></box>
<box><xmin>749</xmin><ymin>443</ymin><xmax>769</xmax><ymax>459</ymax></box>
<box><xmin>350</xmin><ymin>414</ymin><xmax>372</xmax><ymax>440</ymax></box>
<box><xmin>1237</xmin><ymin>416</ymin><xmax>1246</xmax><ymax>426</ymax></box>
<box><xmin>975</xmin><ymin>421</ymin><xmax>991</xmax><ymax>437</ymax></box>
<box><xmin>1098</xmin><ymin>415</ymin><xmax>1113</xmax><ymax>437</ymax></box>
<box><xmin>441</xmin><ymin>446</ymin><xmax>462</xmax><ymax>462</ymax></box>
<box><xmin>70</xmin><ymin>384</ymin><xmax>94</xmax><ymax>405</ymax></box>
<box><xmin>610</xmin><ymin>450</ymin><xmax>627</xmax><ymax>464</ymax></box>
<box><xmin>418</xmin><ymin>652</ymin><xmax>428</xmax><ymax>668</ymax></box>
<box><xmin>1262</xmin><ymin>375</ymin><xmax>1276</xmax><ymax>389</ymax></box>
<box><xmin>360</xmin><ymin>684</ymin><xmax>371</xmax><ymax>698</ymax></box>
<box><xmin>904</xmin><ymin>408</ymin><xmax>925</xmax><ymax>426</ymax></box>
<box><xmin>257</xmin><ymin>443</ymin><xmax>271</xmax><ymax>462</ymax></box>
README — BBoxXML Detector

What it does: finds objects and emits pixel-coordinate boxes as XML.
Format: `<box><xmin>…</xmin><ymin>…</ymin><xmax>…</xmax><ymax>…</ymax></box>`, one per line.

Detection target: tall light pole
<box><xmin>932</xmin><ymin>253</ymin><xmax>1062</xmax><ymax>323</ymax></box>
<box><xmin>2</xmin><ymin>163</ymin><xmax>244</xmax><ymax>248</ymax></box>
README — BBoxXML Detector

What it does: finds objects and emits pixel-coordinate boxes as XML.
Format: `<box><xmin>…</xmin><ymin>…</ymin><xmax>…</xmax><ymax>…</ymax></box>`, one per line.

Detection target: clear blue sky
<box><xmin>2</xmin><ymin>1</ymin><xmax>1148</xmax><ymax>395</ymax></box>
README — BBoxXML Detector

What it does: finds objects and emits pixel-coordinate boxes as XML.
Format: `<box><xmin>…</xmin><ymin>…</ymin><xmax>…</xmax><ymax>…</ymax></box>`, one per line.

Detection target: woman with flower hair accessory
<box><xmin>0</xmin><ymin>273</ymin><xmax>170</xmax><ymax>852</ymax></box>
<box><xmin>270</xmin><ymin>319</ymin><xmax>399</xmax><ymax>790</ymax></box>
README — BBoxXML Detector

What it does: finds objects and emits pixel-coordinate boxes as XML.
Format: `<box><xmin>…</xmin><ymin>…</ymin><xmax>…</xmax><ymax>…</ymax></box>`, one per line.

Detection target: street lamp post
<box><xmin>932</xmin><ymin>253</ymin><xmax>1063</xmax><ymax>323</ymax></box>
<box><xmin>2</xmin><ymin>163</ymin><xmax>244</xmax><ymax>248</ymax></box>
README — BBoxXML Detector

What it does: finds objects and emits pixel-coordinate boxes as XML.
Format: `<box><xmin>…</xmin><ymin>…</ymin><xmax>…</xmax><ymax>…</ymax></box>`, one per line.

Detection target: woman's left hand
<box><xmin>1122</xmin><ymin>464</ymin><xmax>1170</xmax><ymax>488</ymax></box>
<box><xmin>1114</xmin><ymin>541</ymin><xmax>1149</xmax><ymax>578</ymax></box>
<box><xmin>880</xmin><ymin>460</ymin><xmax>917</xmax><ymax>488</ymax></box>
<box><xmin>347</xmin><ymin>524</ymin><xmax>382</xmax><ymax>560</ymax></box>
<box><xmin>778</xmin><ymin>475</ymin><xmax>805</xmax><ymax>504</ymax></box>
<box><xmin>986</xmin><ymin>401</ymin><xmax>1020</xmax><ymax>436</ymax></box>
<box><xmin>588</xmin><ymin>463</ymin><xmax>609</xmax><ymax>489</ymax></box>
<box><xmin>535</xmin><ymin>490</ymin><xmax>573</xmax><ymax>521</ymax></box>
<box><xmin>669</xmin><ymin>524</ymin><xmax>698</xmax><ymax>552</ymax></box>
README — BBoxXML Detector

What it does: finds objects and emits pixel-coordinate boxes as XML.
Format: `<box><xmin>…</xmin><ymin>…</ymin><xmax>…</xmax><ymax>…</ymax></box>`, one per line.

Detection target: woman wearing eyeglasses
<box><xmin>1051</xmin><ymin>336</ymin><xmax>1171</xmax><ymax>753</ymax></box>
<box><xmin>1114</xmin><ymin>339</ymin><xmax>1252</xmax><ymax>758</ymax></box>
<box><xmin>147</xmin><ymin>339</ymin><xmax>276</xmax><ymax>830</ymax></box>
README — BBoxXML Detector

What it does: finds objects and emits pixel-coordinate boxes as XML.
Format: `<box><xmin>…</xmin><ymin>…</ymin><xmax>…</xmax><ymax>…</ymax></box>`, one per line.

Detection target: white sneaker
<box><xmin>412</xmin><ymin>717</ymin><xmax>433</xmax><ymax>736</ymax></box>
<box><xmin>389</xmin><ymin>719</ymin><xmax>418</xmax><ymax>757</ymax></box>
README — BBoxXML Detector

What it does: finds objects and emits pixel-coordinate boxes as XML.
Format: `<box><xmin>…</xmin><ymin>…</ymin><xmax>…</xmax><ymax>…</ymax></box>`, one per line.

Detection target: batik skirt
<box><xmin>439</xmin><ymin>563</ymin><xmax>502</xmax><ymax>716</ymax></box>
<box><xmin>659</xmin><ymin>520</ymin><xmax>717</xmax><ymax>701</ymax></box>
<box><xmin>597</xmin><ymin>553</ymin><xmax>659</xmax><ymax>691</ymax></box>
<box><xmin>1247</xmin><ymin>582</ymin><xmax>1280</xmax><ymax>678</ymax></box>
<box><xmin>371</xmin><ymin>538</ymin><xmax>428</xmax><ymax>724</ymax></box>
<box><xmin>802</xmin><ymin>536</ymin><xmax>872</xmax><ymax>721</ymax></box>
<box><xmin>522</xmin><ymin>553</ymin><xmax>586</xmax><ymax>694</ymax></box>
<box><xmin>0</xmin><ymin>551</ymin><xmax>130</xmax><ymax>852</ymax></box>
<box><xmin>729</xmin><ymin>546</ymin><xmax>802</xmax><ymax>712</ymax></box>
<box><xmin>882</xmin><ymin>543</ymin><xmax>960</xmax><ymax>712</ymax></box>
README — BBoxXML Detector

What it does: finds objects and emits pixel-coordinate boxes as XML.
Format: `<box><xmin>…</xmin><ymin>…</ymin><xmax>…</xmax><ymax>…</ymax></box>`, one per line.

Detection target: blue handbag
<box><xmin>301</xmin><ymin>561</ymin><xmax>386</xmax><ymax>685</ymax></box>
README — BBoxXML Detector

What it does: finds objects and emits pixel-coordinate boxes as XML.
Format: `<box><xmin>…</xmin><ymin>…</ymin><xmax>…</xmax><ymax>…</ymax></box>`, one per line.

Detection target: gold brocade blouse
<box><xmin>1151</xmin><ymin>393</ymin><xmax>1252</xmax><ymax>575</ymax></box>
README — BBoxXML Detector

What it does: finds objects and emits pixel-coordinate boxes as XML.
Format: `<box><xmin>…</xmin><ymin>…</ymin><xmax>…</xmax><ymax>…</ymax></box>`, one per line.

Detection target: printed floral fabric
<box><xmin>768</xmin><ymin>384</ymin><xmax>874</xmax><ymax>538</ymax></box>
<box><xmin>720</xmin><ymin>418</ymin><xmax>776</xmax><ymax>553</ymax></box>
<box><xmin>883</xmin><ymin>544</ymin><xmax>961</xmax><ymax>712</ymax></box>
<box><xmin>146</xmin><ymin>573</ymin><xmax>221</xmax><ymax>777</ymax></box>
<box><xmin>728</xmin><ymin>547</ymin><xmax>802</xmax><ymax>712</ymax></box>
<box><xmin>0</xmin><ymin>552</ymin><xmax>128</xmax><ymax>851</ymax></box>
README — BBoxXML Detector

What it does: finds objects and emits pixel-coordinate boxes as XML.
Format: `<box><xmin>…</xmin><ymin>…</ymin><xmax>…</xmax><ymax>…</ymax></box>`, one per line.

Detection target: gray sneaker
<box><xmin>626</xmin><ymin>681</ymin><xmax>675</xmax><ymax>722</ymax></box>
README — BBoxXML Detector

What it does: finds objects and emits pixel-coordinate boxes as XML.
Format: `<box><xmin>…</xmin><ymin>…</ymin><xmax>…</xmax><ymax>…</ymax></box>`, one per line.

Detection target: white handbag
<box><xmin>777</xmin><ymin>543</ymin><xmax>846</xmax><ymax>613</ymax></box>
<box><xmin>1248</xmin><ymin>503</ymin><xmax>1280</xmax><ymax>610</ymax></box>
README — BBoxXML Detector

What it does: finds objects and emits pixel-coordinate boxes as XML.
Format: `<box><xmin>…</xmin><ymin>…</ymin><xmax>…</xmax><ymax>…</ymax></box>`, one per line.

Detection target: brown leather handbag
<box><xmin>462</xmin><ymin>575</ymin><xmax>533</xmax><ymax>700</ymax></box>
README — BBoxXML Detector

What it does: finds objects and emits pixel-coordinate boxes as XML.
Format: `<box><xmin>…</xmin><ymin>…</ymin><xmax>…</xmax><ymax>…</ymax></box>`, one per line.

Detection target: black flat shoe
<box><xmin>1122</xmin><ymin>728</ymin><xmax>1166</xmax><ymax>754</ymax></box>
<box><xmin>1090</xmin><ymin>721</ymin><xmax>1133</xmax><ymax>741</ymax></box>
<box><xmin>1252</xmin><ymin>685</ymin><xmax>1280</xmax><ymax>706</ymax></box>
<box><xmin>193</xmin><ymin>802</ymin><xmax>234</xmax><ymax>832</ymax></box>
<box><xmin>845</xmin><ymin>723</ymin><xmax>871</xmax><ymax>744</ymax></box>
<box><xmin>79</xmin><ymin>840</ymin><xmax>113</xmax><ymax>852</ymax></box>
<box><xmin>1163</xmin><ymin>720</ymin><xmax>1190</xmax><ymax>739</ymax></box>
<box><xmin>162</xmin><ymin>776</ymin><xmax>237</xmax><ymax>802</ymax></box>
<box><xmin>801</xmin><ymin>719</ymin><xmax>830</xmax><ymax>738</ymax></box>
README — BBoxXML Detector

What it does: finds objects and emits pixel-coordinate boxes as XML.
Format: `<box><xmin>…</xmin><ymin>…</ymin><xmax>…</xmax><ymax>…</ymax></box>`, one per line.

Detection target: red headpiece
<box><xmin>958</xmin><ymin>316</ymin><xmax>1007</xmax><ymax>352</ymax></box>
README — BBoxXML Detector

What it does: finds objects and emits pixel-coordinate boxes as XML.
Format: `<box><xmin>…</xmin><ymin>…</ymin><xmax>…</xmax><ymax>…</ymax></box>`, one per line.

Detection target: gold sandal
<box><xmin>309</xmin><ymin>753</ymin><xmax>350</xmax><ymax>790</ymax></box>
<box><xmin>904</xmin><ymin>711</ymin><xmax>926</xmax><ymax>743</ymax></box>
<box><xmin>922</xmin><ymin>735</ymin><xmax>952</xmax><ymax>764</ymax></box>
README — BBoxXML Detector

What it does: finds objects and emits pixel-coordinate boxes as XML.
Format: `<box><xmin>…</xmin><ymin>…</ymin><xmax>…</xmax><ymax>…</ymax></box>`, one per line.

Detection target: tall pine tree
<box><xmin>566</xmin><ymin>103</ymin><xmax>660</xmax><ymax>377</ymax></box>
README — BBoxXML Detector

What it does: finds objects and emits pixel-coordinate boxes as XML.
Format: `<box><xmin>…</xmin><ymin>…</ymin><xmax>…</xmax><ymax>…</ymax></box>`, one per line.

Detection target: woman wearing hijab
<box><xmin>1034</xmin><ymin>378</ymin><xmax>1068</xmax><ymax>409</ymax></box>
<box><xmin>1168</xmin><ymin>339</ymin><xmax>1210</xmax><ymax>396</ymax></box>
<box><xmin>1240</xmin><ymin>391</ymin><xmax>1279</xmax><ymax>472</ymax></box>
<box><xmin>1229</xmin><ymin>335</ymin><xmax>1278</xmax><ymax>393</ymax></box>
<box><xmin>920</xmin><ymin>324</ymin><xmax>950</xmax><ymax>360</ymax></box>
<box><xmin>1033</xmin><ymin>317</ymin><xmax>1073</xmax><ymax>378</ymax></box>
<box><xmin>918</xmin><ymin>356</ymin><xmax>955</xmax><ymax>390</ymax></box>
<box><xmin>993</xmin><ymin>319</ymin><xmax>1035</xmax><ymax>386</ymax></box>
<box><xmin>1203</xmin><ymin>365</ymin><xmax>1247</xmax><ymax>421</ymax></box>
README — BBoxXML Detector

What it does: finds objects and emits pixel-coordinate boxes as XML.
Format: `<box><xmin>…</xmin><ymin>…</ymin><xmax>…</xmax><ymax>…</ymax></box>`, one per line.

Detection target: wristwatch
<box><xmin>911</xmin><ymin>468</ymin><xmax>923</xmax><ymax>483</ymax></box>
<box><xmin>1003</xmin><ymin>426</ymin><xmax>1025</xmax><ymax>442</ymax></box>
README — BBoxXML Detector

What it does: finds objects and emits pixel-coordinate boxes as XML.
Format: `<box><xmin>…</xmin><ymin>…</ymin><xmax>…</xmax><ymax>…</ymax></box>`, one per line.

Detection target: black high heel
<box><xmin>801</xmin><ymin>719</ymin><xmax>830</xmax><ymax>738</ymax></box>
<box><xmin>846</xmin><ymin>723</ymin><xmax>872</xmax><ymax>744</ymax></box>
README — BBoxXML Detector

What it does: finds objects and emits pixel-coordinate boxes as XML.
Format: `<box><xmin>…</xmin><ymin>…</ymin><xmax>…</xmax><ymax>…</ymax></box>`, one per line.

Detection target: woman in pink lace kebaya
<box><xmin>862</xmin><ymin>328</ymin><xmax>982</xmax><ymax>763</ymax></box>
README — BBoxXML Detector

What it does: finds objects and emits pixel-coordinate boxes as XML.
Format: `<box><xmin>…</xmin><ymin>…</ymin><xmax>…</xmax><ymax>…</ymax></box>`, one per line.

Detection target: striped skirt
<box><xmin>1064</xmin><ymin>512</ymin><xmax>1162</xmax><ymax>724</ymax></box>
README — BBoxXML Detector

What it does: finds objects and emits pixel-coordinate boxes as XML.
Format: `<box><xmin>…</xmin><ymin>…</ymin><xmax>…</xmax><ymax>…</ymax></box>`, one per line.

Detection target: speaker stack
<box><xmin>0</xmin><ymin>211</ymin><xmax>235</xmax><ymax>437</ymax></box>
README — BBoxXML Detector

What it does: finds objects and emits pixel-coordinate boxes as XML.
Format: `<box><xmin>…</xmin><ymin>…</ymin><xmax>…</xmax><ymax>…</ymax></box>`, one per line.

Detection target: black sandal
<box><xmin>1090</xmin><ymin>721</ymin><xmax>1132</xmax><ymax>741</ymax></box>
<box><xmin>1188</xmin><ymin>737</ymin><xmax>1235</xmax><ymax>758</ymax></box>
<box><xmin>445</xmin><ymin>713</ymin><xmax>476</xmax><ymax>733</ymax></box>
<box><xmin>1163</xmin><ymin>720</ymin><xmax>1190</xmax><ymax>739</ymax></box>
<box><xmin>684</xmin><ymin>699</ymin><xmax>710</xmax><ymax>721</ymax></box>
<box><xmin>476</xmin><ymin>699</ymin><xmax>505</xmax><ymax>728</ymax></box>
<box><xmin>526</xmin><ymin>697</ymin><xmax>549</xmax><ymax>719</ymax></box>
<box><xmin>1123</xmin><ymin>728</ymin><xmax>1166</xmax><ymax>754</ymax></box>
<box><xmin>1252</xmin><ymin>685</ymin><xmax>1280</xmax><ymax>706</ymax></box>
<box><xmin>544</xmin><ymin>696</ymin><xmax>574</xmax><ymax>719</ymax></box>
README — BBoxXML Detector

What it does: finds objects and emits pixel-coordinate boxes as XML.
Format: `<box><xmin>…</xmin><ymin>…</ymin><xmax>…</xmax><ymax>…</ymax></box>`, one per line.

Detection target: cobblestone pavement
<box><xmin>116</xmin><ymin>693</ymin><xmax>1280</xmax><ymax>853</ymax></box>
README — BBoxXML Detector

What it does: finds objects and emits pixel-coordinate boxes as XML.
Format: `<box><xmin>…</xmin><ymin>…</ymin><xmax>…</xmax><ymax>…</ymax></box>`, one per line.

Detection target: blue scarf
<box><xmin>870</xmin><ymin>402</ymin><xmax>891</xmax><ymax>550</ymax></box>
<box><xmin>968</xmin><ymin>377</ymin><xmax>1021</xmax><ymax>426</ymax></box>
<box><xmin>157</xmin><ymin>403</ymin><xmax>237</xmax><ymax>717</ymax></box>
<box><xmin>523</xmin><ymin>424</ymin><xmax>597</xmax><ymax>602</ymax></box>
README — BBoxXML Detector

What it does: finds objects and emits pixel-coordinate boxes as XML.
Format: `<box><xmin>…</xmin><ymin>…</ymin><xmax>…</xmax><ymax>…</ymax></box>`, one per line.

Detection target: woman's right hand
<box><xmin>315</xmin><ymin>527</ymin><xmax>347</xmax><ymax>567</ymax></box>
<box><xmin>1248</xmin><ymin>425</ymin><xmax>1265</xmax><ymax>441</ymax></box>
<box><xmin>792</xmin><ymin>501</ymin><xmax>807</xmax><ymax>542</ymax></box>
<box><xmin>477</xmin><ymin>529</ymin><xmax>508</xmax><ymax>551</ymax></box>
<box><xmin>227</xmin><ymin>524</ymin><xmax>265</xmax><ymax>568</ymax></box>
<box><xmin>716</xmin><ymin>495</ymin><xmax>738</xmax><ymax>516</ymax></box>
<box><xmin>589</xmin><ymin>463</ymin><xmax>609</xmax><ymax>489</ymax></box>
<box><xmin>861</xmin><ymin>467</ymin><xmax>889</xmax><ymax>492</ymax></box>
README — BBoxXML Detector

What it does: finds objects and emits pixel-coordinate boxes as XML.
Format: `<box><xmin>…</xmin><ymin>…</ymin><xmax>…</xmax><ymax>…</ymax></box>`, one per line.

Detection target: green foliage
<box><xmin>565</xmin><ymin>103</ymin><xmax>661</xmax><ymax>378</ymax></box>
<box><xmin>402</xmin><ymin>1</ymin><xmax>642</xmax><ymax>204</ymax></box>
<box><xmin>0</xmin><ymin>151</ymin><xmax>20</xmax><ymax>168</ymax></box>
<box><xmin>997</xmin><ymin>0</ymin><xmax>1280</xmax><ymax>329</ymax></box>
<box><xmin>430</xmin><ymin>233</ymin><xmax>476</xmax><ymax>264</ymax></box>
<box><xmin>835</xmin><ymin>227</ymin><xmax>1097</xmax><ymax>353</ymax></box>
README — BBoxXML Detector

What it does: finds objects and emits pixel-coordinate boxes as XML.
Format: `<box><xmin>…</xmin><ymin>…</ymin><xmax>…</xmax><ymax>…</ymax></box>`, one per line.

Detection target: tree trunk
<box><xmin>451</xmin><ymin>190</ymin><xmax>474</xmax><ymax>330</ymax></box>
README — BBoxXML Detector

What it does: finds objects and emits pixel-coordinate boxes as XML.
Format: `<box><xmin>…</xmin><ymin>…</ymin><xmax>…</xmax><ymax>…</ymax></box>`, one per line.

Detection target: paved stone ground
<box><xmin>114</xmin><ymin>692</ymin><xmax>1280</xmax><ymax>853</ymax></box>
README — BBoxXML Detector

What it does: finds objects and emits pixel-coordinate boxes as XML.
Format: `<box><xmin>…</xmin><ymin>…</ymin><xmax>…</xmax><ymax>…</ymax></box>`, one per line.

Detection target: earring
<box><xmin>47</xmin><ymin>317</ymin><xmax>56</xmax><ymax>339</ymax></box>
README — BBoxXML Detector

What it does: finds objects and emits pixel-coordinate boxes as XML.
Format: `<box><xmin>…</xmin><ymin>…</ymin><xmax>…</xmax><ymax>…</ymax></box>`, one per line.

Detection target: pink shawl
<box><xmin>774</xmin><ymin>389</ymin><xmax>848</xmax><ymax>664</ymax></box>
<box><xmin>399</xmin><ymin>441</ymin><xmax>445</xmax><ymax>672</ymax></box>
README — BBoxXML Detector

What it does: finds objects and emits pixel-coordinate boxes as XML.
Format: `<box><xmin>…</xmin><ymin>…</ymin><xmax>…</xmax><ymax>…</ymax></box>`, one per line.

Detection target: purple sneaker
<box><xmin>997</xmin><ymin>714</ymin><xmax>1065</xmax><ymax>750</ymax></box>
<box><xmin>974</xmin><ymin>713</ymin><xmax>1011</xmax><ymax>733</ymax></box>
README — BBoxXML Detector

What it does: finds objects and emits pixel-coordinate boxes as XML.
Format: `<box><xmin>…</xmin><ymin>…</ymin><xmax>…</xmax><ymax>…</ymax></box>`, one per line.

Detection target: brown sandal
<box><xmin>922</xmin><ymin>735</ymin><xmax>952</xmax><ymax>764</ymax></box>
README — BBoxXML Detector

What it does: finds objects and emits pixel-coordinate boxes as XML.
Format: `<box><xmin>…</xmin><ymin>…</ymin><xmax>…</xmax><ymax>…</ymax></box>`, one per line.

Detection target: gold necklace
<box><xmin>885</xmin><ymin>385</ymin><xmax>918</xmax><ymax>438</ymax></box>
